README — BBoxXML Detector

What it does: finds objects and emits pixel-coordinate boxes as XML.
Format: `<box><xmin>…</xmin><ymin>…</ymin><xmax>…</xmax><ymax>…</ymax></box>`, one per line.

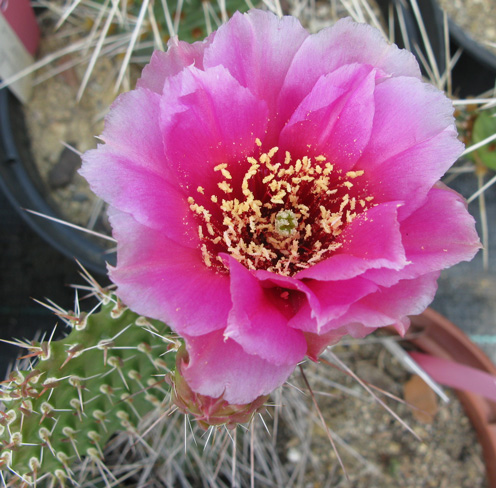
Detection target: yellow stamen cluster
<box><xmin>188</xmin><ymin>143</ymin><xmax>374</xmax><ymax>277</ymax></box>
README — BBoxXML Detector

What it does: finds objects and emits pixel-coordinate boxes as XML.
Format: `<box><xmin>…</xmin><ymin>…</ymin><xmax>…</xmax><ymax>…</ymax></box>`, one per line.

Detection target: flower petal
<box><xmin>137</xmin><ymin>36</ymin><xmax>212</xmax><ymax>94</ymax></box>
<box><xmin>82</xmin><ymin>147</ymin><xmax>197</xmax><ymax>247</ymax></box>
<box><xmin>108</xmin><ymin>209</ymin><xmax>231</xmax><ymax>336</ymax></box>
<box><xmin>297</xmin><ymin>202</ymin><xmax>407</xmax><ymax>281</ymax></box>
<box><xmin>181</xmin><ymin>330</ymin><xmax>295</xmax><ymax>404</ymax></box>
<box><xmin>298</xmin><ymin>277</ymin><xmax>379</xmax><ymax>330</ymax></box>
<box><xmin>278</xmin><ymin>17</ymin><xmax>420</xmax><ymax>128</ymax></box>
<box><xmin>82</xmin><ymin>88</ymin><xmax>167</xmax><ymax>177</ymax></box>
<box><xmin>203</xmin><ymin>10</ymin><xmax>308</xmax><ymax>143</ymax></box>
<box><xmin>279</xmin><ymin>63</ymin><xmax>377</xmax><ymax>170</ymax></box>
<box><xmin>321</xmin><ymin>272</ymin><xmax>440</xmax><ymax>332</ymax></box>
<box><xmin>360</xmin><ymin>76</ymin><xmax>463</xmax><ymax>218</ymax></box>
<box><xmin>160</xmin><ymin>64</ymin><xmax>269</xmax><ymax>191</ymax></box>
<box><xmin>364</xmin><ymin>185</ymin><xmax>481</xmax><ymax>286</ymax></box>
<box><xmin>225</xmin><ymin>257</ymin><xmax>307</xmax><ymax>366</ymax></box>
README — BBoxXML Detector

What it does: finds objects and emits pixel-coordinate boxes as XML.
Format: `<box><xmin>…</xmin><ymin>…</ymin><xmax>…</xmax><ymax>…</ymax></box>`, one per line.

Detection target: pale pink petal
<box><xmin>108</xmin><ymin>209</ymin><xmax>230</xmax><ymax>336</ymax></box>
<box><xmin>359</xmin><ymin>77</ymin><xmax>463</xmax><ymax>218</ymax></box>
<box><xmin>203</xmin><ymin>10</ymin><xmax>308</xmax><ymax>144</ymax></box>
<box><xmin>225</xmin><ymin>258</ymin><xmax>307</xmax><ymax>366</ymax></box>
<box><xmin>279</xmin><ymin>63</ymin><xmax>377</xmax><ymax>170</ymax></box>
<box><xmin>278</xmin><ymin>17</ymin><xmax>420</xmax><ymax>127</ymax></box>
<box><xmin>321</xmin><ymin>272</ymin><xmax>440</xmax><ymax>332</ymax></box>
<box><xmin>181</xmin><ymin>330</ymin><xmax>295</xmax><ymax>404</ymax></box>
<box><xmin>82</xmin><ymin>148</ymin><xmax>197</xmax><ymax>247</ymax></box>
<box><xmin>137</xmin><ymin>36</ymin><xmax>212</xmax><ymax>93</ymax></box>
<box><xmin>160</xmin><ymin>64</ymin><xmax>269</xmax><ymax>191</ymax></box>
<box><xmin>364</xmin><ymin>185</ymin><xmax>481</xmax><ymax>286</ymax></box>
<box><xmin>297</xmin><ymin>202</ymin><xmax>407</xmax><ymax>281</ymax></box>
<box><xmin>83</xmin><ymin>88</ymin><xmax>167</xmax><ymax>177</ymax></box>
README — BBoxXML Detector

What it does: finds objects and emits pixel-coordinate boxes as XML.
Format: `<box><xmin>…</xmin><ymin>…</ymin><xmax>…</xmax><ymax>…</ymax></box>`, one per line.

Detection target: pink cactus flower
<box><xmin>81</xmin><ymin>10</ymin><xmax>480</xmax><ymax>405</ymax></box>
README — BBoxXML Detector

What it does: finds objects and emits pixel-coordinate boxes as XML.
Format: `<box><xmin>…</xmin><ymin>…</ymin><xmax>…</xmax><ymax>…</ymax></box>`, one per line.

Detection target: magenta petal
<box><xmin>322</xmin><ymin>272</ymin><xmax>439</xmax><ymax>332</ymax></box>
<box><xmin>279</xmin><ymin>64</ymin><xmax>377</xmax><ymax>170</ymax></box>
<box><xmin>278</xmin><ymin>17</ymin><xmax>420</xmax><ymax>126</ymax></box>
<box><xmin>108</xmin><ymin>209</ymin><xmax>231</xmax><ymax>336</ymax></box>
<box><xmin>364</xmin><ymin>185</ymin><xmax>481</xmax><ymax>287</ymax></box>
<box><xmin>226</xmin><ymin>258</ymin><xmax>307</xmax><ymax>366</ymax></box>
<box><xmin>400</xmin><ymin>185</ymin><xmax>481</xmax><ymax>269</ymax></box>
<box><xmin>204</xmin><ymin>10</ymin><xmax>308</xmax><ymax>142</ymax></box>
<box><xmin>137</xmin><ymin>36</ymin><xmax>212</xmax><ymax>94</ymax></box>
<box><xmin>360</xmin><ymin>76</ymin><xmax>463</xmax><ymax>218</ymax></box>
<box><xmin>83</xmin><ymin>88</ymin><xmax>167</xmax><ymax>177</ymax></box>
<box><xmin>82</xmin><ymin>148</ymin><xmax>197</xmax><ymax>246</ymax></box>
<box><xmin>304</xmin><ymin>277</ymin><xmax>379</xmax><ymax>328</ymax></box>
<box><xmin>297</xmin><ymin>202</ymin><xmax>407</xmax><ymax>281</ymax></box>
<box><xmin>160</xmin><ymin>64</ymin><xmax>268</xmax><ymax>191</ymax></box>
<box><xmin>181</xmin><ymin>330</ymin><xmax>296</xmax><ymax>404</ymax></box>
<box><xmin>253</xmin><ymin>269</ymin><xmax>321</xmax><ymax>319</ymax></box>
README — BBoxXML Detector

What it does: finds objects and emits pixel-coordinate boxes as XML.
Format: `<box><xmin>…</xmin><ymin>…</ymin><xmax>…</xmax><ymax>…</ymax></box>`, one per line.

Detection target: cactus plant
<box><xmin>0</xmin><ymin>290</ymin><xmax>178</xmax><ymax>487</ymax></box>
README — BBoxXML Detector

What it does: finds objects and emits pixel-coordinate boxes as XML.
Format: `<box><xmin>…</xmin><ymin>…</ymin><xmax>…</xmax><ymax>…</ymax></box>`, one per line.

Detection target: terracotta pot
<box><xmin>408</xmin><ymin>308</ymin><xmax>496</xmax><ymax>487</ymax></box>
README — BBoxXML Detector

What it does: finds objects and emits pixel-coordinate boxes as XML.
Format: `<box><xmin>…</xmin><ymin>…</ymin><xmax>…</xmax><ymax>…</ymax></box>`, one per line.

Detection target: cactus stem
<box><xmin>59</xmin><ymin>344</ymin><xmax>84</xmax><ymax>369</ymax></box>
<box><xmin>107</xmin><ymin>357</ymin><xmax>129</xmax><ymax>390</ymax></box>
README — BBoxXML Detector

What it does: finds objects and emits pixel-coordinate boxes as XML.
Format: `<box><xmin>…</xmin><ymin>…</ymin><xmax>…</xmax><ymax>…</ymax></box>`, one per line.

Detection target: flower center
<box><xmin>188</xmin><ymin>139</ymin><xmax>374</xmax><ymax>276</ymax></box>
<box><xmin>275</xmin><ymin>210</ymin><xmax>298</xmax><ymax>237</ymax></box>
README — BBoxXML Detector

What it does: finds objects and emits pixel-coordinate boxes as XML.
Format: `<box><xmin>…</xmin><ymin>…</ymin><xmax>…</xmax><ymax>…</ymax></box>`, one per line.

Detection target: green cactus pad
<box><xmin>0</xmin><ymin>294</ymin><xmax>177</xmax><ymax>487</ymax></box>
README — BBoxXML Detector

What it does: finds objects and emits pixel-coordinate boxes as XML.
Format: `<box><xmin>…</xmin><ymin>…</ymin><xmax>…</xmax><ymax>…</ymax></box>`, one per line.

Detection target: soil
<box><xmin>275</xmin><ymin>340</ymin><xmax>486</xmax><ymax>488</ymax></box>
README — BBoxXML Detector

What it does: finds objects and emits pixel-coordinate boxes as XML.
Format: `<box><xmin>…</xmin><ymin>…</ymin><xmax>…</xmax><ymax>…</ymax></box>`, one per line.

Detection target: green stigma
<box><xmin>275</xmin><ymin>210</ymin><xmax>298</xmax><ymax>237</ymax></box>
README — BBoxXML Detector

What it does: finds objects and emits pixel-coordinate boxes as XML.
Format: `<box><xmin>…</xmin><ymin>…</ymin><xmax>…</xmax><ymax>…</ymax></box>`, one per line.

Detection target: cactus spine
<box><xmin>0</xmin><ymin>293</ymin><xmax>178</xmax><ymax>487</ymax></box>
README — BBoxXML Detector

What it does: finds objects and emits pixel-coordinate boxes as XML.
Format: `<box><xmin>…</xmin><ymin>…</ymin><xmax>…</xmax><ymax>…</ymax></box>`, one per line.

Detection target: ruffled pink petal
<box><xmin>225</xmin><ymin>257</ymin><xmax>307</xmax><ymax>366</ymax></box>
<box><xmin>203</xmin><ymin>10</ymin><xmax>308</xmax><ymax>144</ymax></box>
<box><xmin>181</xmin><ymin>330</ymin><xmax>296</xmax><ymax>404</ymax></box>
<box><xmin>137</xmin><ymin>36</ymin><xmax>212</xmax><ymax>94</ymax></box>
<box><xmin>83</xmin><ymin>88</ymin><xmax>167</xmax><ymax>177</ymax></box>
<box><xmin>300</xmin><ymin>277</ymin><xmax>379</xmax><ymax>330</ymax></box>
<box><xmin>321</xmin><ymin>272</ymin><xmax>440</xmax><ymax>333</ymax></box>
<box><xmin>364</xmin><ymin>185</ymin><xmax>481</xmax><ymax>287</ymax></box>
<box><xmin>359</xmin><ymin>76</ymin><xmax>463</xmax><ymax>218</ymax></box>
<box><xmin>277</xmin><ymin>17</ymin><xmax>420</xmax><ymax>128</ymax></box>
<box><xmin>82</xmin><ymin>147</ymin><xmax>197</xmax><ymax>247</ymax></box>
<box><xmin>297</xmin><ymin>202</ymin><xmax>407</xmax><ymax>281</ymax></box>
<box><xmin>108</xmin><ymin>209</ymin><xmax>231</xmax><ymax>336</ymax></box>
<box><xmin>160</xmin><ymin>64</ymin><xmax>269</xmax><ymax>191</ymax></box>
<box><xmin>279</xmin><ymin>63</ymin><xmax>377</xmax><ymax>170</ymax></box>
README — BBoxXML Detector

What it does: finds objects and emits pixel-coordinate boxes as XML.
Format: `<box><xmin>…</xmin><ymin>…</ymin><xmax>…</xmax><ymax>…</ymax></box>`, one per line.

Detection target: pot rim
<box><xmin>408</xmin><ymin>308</ymin><xmax>496</xmax><ymax>488</ymax></box>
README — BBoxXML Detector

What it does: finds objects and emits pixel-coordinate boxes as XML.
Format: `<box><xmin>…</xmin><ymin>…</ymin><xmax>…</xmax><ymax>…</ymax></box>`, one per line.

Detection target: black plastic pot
<box><xmin>377</xmin><ymin>0</ymin><xmax>496</xmax><ymax>97</ymax></box>
<box><xmin>447</xmin><ymin>16</ymin><xmax>496</xmax><ymax>97</ymax></box>
<box><xmin>0</xmin><ymin>87</ymin><xmax>114</xmax><ymax>275</ymax></box>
